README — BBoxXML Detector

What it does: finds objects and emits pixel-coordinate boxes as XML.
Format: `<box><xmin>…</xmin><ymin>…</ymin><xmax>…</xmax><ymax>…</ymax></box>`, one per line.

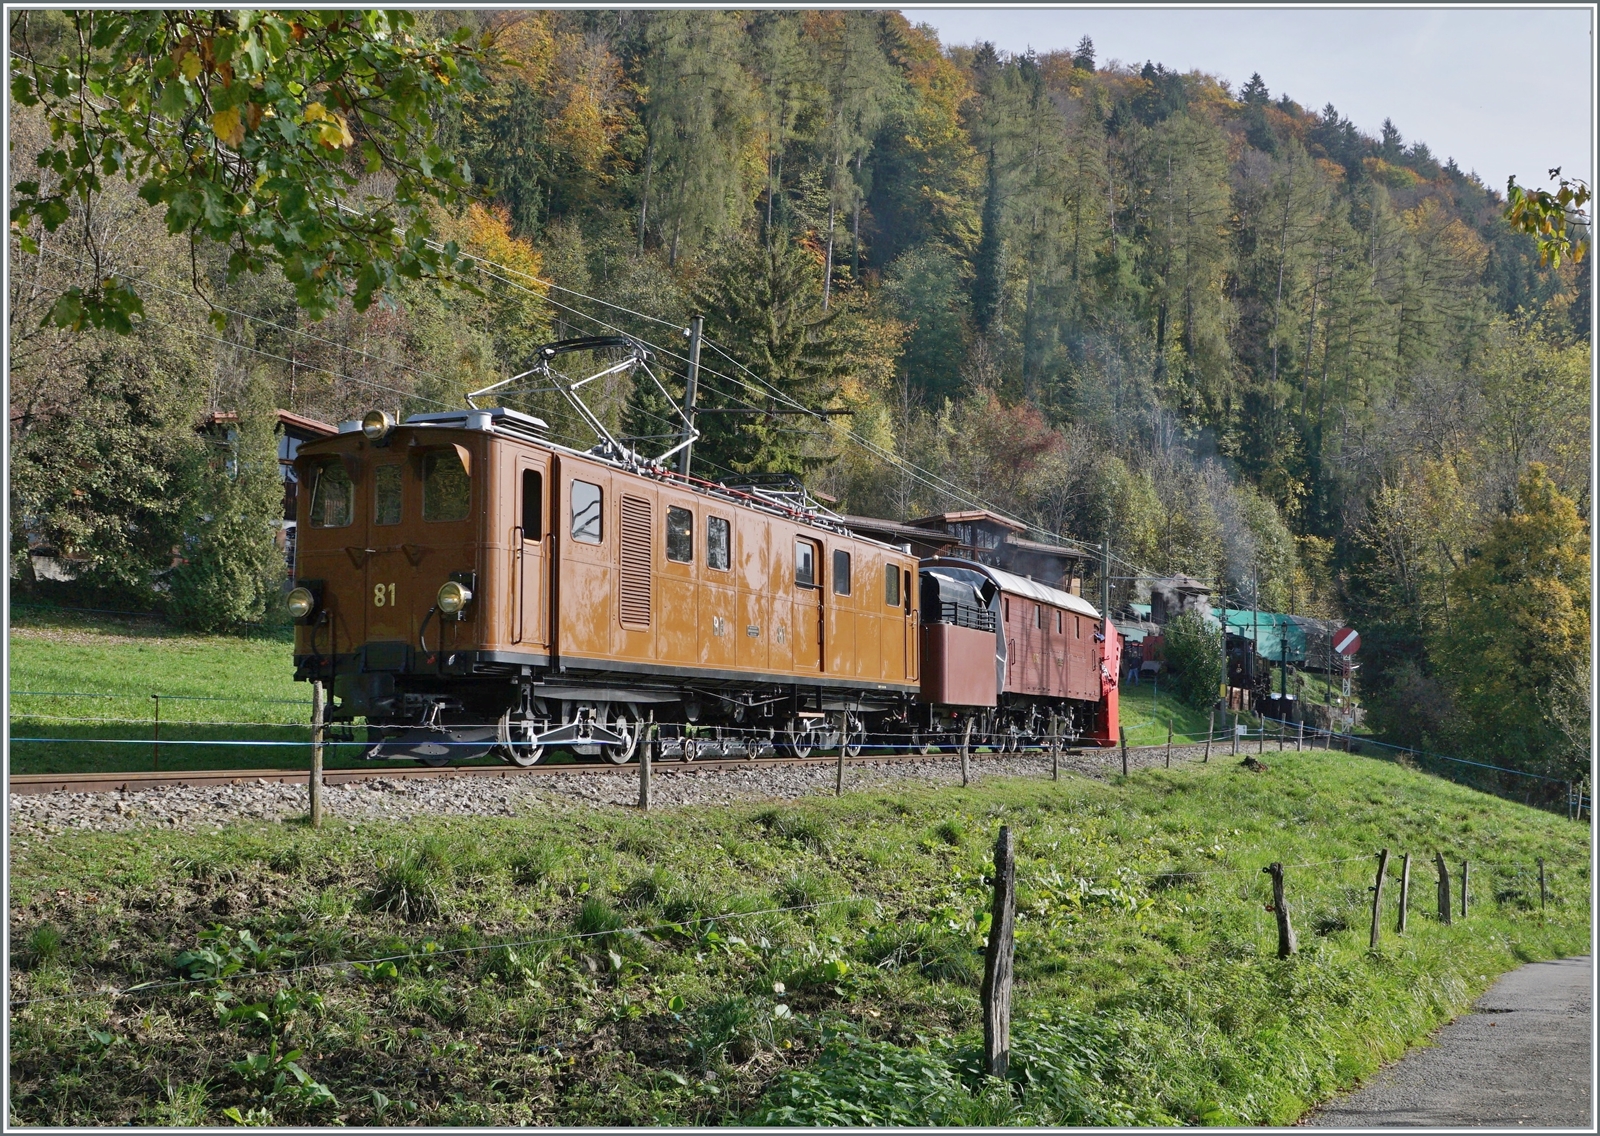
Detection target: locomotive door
<box><xmin>512</xmin><ymin>458</ymin><xmax>549</xmax><ymax>650</ymax></box>
<box><xmin>792</xmin><ymin>537</ymin><xmax>823</xmax><ymax>672</ymax></box>
<box><xmin>364</xmin><ymin>459</ymin><xmax>416</xmax><ymax>652</ymax></box>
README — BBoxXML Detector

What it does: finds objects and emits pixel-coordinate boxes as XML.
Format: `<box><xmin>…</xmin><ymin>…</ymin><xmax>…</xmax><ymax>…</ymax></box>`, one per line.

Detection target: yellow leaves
<box><xmin>181</xmin><ymin>51</ymin><xmax>203</xmax><ymax>81</ymax></box>
<box><xmin>210</xmin><ymin>106</ymin><xmax>244</xmax><ymax>147</ymax></box>
<box><xmin>301</xmin><ymin>102</ymin><xmax>354</xmax><ymax>149</ymax></box>
<box><xmin>458</xmin><ymin>203</ymin><xmax>544</xmax><ymax>286</ymax></box>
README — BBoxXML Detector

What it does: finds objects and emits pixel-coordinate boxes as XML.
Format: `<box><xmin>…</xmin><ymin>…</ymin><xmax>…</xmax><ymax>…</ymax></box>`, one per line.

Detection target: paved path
<box><xmin>1305</xmin><ymin>956</ymin><xmax>1591</xmax><ymax>1128</ymax></box>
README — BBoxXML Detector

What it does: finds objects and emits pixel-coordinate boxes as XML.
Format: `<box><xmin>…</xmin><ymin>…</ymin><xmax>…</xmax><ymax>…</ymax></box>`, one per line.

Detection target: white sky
<box><xmin>899</xmin><ymin>6</ymin><xmax>1595</xmax><ymax>195</ymax></box>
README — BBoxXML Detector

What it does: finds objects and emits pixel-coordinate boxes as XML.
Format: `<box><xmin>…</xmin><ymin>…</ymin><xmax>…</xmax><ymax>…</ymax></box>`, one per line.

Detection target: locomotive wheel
<box><xmin>600</xmin><ymin>706</ymin><xmax>642</xmax><ymax>765</ymax></box>
<box><xmin>781</xmin><ymin>718</ymin><xmax>815</xmax><ymax>759</ymax></box>
<box><xmin>496</xmin><ymin>710</ymin><xmax>546</xmax><ymax>767</ymax></box>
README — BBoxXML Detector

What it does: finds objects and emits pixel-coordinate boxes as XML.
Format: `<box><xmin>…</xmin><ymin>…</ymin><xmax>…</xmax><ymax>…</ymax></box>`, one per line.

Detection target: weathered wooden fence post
<box><xmin>981</xmin><ymin>825</ymin><xmax>1016</xmax><ymax>1079</ymax></box>
<box><xmin>961</xmin><ymin>718</ymin><xmax>973</xmax><ymax>788</ymax></box>
<box><xmin>1396</xmin><ymin>852</ymin><xmax>1411</xmax><ymax>933</ymax></box>
<box><xmin>1460</xmin><ymin>859</ymin><xmax>1468</xmax><ymax>919</ymax></box>
<box><xmin>1278</xmin><ymin>716</ymin><xmax>1285</xmax><ymax>752</ymax></box>
<box><xmin>1297</xmin><ymin>719</ymin><xmax>1304</xmax><ymax>752</ymax></box>
<box><xmin>1049</xmin><ymin>713</ymin><xmax>1059</xmax><ymax>781</ymax></box>
<box><xmin>1119</xmin><ymin>727</ymin><xmax>1129</xmax><ymax>777</ymax></box>
<box><xmin>1166</xmin><ymin>721</ymin><xmax>1173</xmax><ymax>768</ymax></box>
<box><xmin>1258</xmin><ymin>712</ymin><xmax>1265</xmax><ymax>755</ymax></box>
<box><xmin>1538</xmin><ymin>858</ymin><xmax>1547</xmax><ymax>911</ymax></box>
<box><xmin>834</xmin><ymin>715</ymin><xmax>846</xmax><ymax>798</ymax></box>
<box><xmin>1369</xmin><ymin>848</ymin><xmax>1390</xmax><ymax>950</ymax></box>
<box><xmin>1263</xmin><ymin>862</ymin><xmax>1297</xmax><ymax>957</ymax></box>
<box><xmin>151</xmin><ymin>693</ymin><xmax>162</xmax><ymax>772</ymax></box>
<box><xmin>1435</xmin><ymin>853</ymin><xmax>1452</xmax><ymax>925</ymax></box>
<box><xmin>1232</xmin><ymin>714</ymin><xmax>1240</xmax><ymax>757</ymax></box>
<box><xmin>638</xmin><ymin>715</ymin><xmax>653</xmax><ymax>811</ymax></box>
<box><xmin>1204</xmin><ymin>708</ymin><xmax>1213</xmax><ymax>763</ymax></box>
<box><xmin>309</xmin><ymin>680</ymin><xmax>324</xmax><ymax>829</ymax></box>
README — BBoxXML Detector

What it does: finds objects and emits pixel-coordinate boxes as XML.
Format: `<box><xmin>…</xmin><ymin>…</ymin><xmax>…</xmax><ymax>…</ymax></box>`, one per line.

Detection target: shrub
<box><xmin>1163</xmin><ymin>610</ymin><xmax>1225</xmax><ymax>710</ymax></box>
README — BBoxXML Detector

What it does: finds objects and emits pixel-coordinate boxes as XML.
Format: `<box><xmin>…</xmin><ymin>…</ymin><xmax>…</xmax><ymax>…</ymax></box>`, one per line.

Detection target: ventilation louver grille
<box><xmin>619</xmin><ymin>494</ymin><xmax>652</xmax><ymax>628</ymax></box>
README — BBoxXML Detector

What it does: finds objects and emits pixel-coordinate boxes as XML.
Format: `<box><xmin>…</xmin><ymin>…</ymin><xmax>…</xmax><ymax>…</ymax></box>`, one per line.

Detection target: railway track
<box><xmin>9</xmin><ymin>746</ymin><xmax>1092</xmax><ymax>796</ymax></box>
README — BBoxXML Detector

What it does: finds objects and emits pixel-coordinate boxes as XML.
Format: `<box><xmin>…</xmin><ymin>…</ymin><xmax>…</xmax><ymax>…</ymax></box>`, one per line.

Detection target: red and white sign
<box><xmin>1333</xmin><ymin>627</ymin><xmax>1360</xmax><ymax>656</ymax></box>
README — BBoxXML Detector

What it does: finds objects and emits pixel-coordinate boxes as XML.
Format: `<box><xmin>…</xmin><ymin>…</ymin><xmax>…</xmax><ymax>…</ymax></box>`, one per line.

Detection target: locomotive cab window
<box><xmin>666</xmin><ymin>506</ymin><xmax>694</xmax><ymax>562</ymax></box>
<box><xmin>422</xmin><ymin>450</ymin><xmax>471</xmax><ymax>522</ymax></box>
<box><xmin>794</xmin><ymin>540</ymin><xmax>816</xmax><ymax>588</ymax></box>
<box><xmin>832</xmin><ymin>550</ymin><xmax>851</xmax><ymax>596</ymax></box>
<box><xmin>521</xmin><ymin>469</ymin><xmax>543</xmax><ymax>540</ymax></box>
<box><xmin>707</xmin><ymin>516</ymin><xmax>731</xmax><ymax>571</ymax></box>
<box><xmin>885</xmin><ymin>563</ymin><xmax>900</xmax><ymax>607</ymax></box>
<box><xmin>571</xmin><ymin>480</ymin><xmax>603</xmax><ymax>544</ymax></box>
<box><xmin>374</xmin><ymin>465</ymin><xmax>402</xmax><ymax>525</ymax></box>
<box><xmin>307</xmin><ymin>460</ymin><xmax>353</xmax><ymax>528</ymax></box>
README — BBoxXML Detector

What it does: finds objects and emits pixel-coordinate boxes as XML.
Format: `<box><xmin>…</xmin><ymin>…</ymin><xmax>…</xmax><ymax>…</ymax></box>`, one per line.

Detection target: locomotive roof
<box><xmin>306</xmin><ymin>407</ymin><xmax>915</xmax><ymax>556</ymax></box>
<box><xmin>923</xmin><ymin>557</ymin><xmax>1101</xmax><ymax>620</ymax></box>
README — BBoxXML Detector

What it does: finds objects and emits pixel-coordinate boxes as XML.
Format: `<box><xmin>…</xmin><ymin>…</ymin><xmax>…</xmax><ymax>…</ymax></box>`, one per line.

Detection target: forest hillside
<box><xmin>7</xmin><ymin>10</ymin><xmax>1589</xmax><ymax>781</ymax></box>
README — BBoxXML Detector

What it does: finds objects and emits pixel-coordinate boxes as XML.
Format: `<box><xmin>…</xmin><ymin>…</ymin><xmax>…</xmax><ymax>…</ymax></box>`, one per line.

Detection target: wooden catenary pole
<box><xmin>1396</xmin><ymin>852</ymin><xmax>1411</xmax><ymax>933</ymax></box>
<box><xmin>1369</xmin><ymin>848</ymin><xmax>1390</xmax><ymax>950</ymax></box>
<box><xmin>1435</xmin><ymin>853</ymin><xmax>1452</xmax><ymax>925</ymax></box>
<box><xmin>1263</xmin><ymin>862</ymin><xmax>1297</xmax><ymax>957</ymax></box>
<box><xmin>309</xmin><ymin>680</ymin><xmax>324</xmax><ymax>829</ymax></box>
<box><xmin>981</xmin><ymin>825</ymin><xmax>1016</xmax><ymax>1079</ymax></box>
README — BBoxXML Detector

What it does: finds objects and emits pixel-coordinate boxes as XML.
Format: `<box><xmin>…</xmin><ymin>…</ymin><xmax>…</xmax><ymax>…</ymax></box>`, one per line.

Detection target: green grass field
<box><xmin>8</xmin><ymin>751</ymin><xmax>1588</xmax><ymax>1126</ymax></box>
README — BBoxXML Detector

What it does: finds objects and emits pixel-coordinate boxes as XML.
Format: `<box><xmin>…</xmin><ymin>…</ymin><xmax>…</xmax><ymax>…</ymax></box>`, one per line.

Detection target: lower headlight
<box><xmin>286</xmin><ymin>586</ymin><xmax>316</xmax><ymax>621</ymax></box>
<box><xmin>437</xmin><ymin>580</ymin><xmax>473</xmax><ymax>615</ymax></box>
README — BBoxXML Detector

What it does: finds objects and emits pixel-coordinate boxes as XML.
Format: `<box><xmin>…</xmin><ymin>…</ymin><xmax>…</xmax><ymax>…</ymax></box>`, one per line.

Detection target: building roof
<box><xmin>910</xmin><ymin>509</ymin><xmax>1028</xmax><ymax>533</ymax></box>
<box><xmin>276</xmin><ymin>409</ymin><xmax>338</xmax><ymax>438</ymax></box>
<box><xmin>1005</xmin><ymin>534</ymin><xmax>1089</xmax><ymax>561</ymax></box>
<box><xmin>839</xmin><ymin>515</ymin><xmax>960</xmax><ymax>549</ymax></box>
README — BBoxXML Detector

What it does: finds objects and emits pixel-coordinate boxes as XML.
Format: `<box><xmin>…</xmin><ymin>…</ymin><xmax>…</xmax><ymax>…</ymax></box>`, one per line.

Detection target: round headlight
<box><xmin>361</xmin><ymin>409</ymin><xmax>396</xmax><ymax>440</ymax></box>
<box><xmin>286</xmin><ymin>586</ymin><xmax>316</xmax><ymax>621</ymax></box>
<box><xmin>437</xmin><ymin>580</ymin><xmax>473</xmax><ymax>615</ymax></box>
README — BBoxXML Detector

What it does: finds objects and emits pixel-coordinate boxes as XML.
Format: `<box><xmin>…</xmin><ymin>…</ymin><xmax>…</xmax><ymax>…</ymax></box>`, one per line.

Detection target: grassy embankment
<box><xmin>8</xmin><ymin>607</ymin><xmax>482</xmax><ymax>774</ymax></box>
<box><xmin>8</xmin><ymin>751</ymin><xmax>1588</xmax><ymax>1126</ymax></box>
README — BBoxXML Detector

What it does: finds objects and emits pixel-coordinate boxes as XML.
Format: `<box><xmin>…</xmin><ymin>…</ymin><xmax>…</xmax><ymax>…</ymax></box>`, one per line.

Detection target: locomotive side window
<box><xmin>666</xmin><ymin>506</ymin><xmax>694</xmax><ymax>562</ymax></box>
<box><xmin>904</xmin><ymin>570</ymin><xmax>912</xmax><ymax>613</ymax></box>
<box><xmin>832</xmin><ymin>550</ymin><xmax>851</xmax><ymax>596</ymax></box>
<box><xmin>571</xmin><ymin>480</ymin><xmax>603</xmax><ymax>544</ymax></box>
<box><xmin>422</xmin><ymin>450</ymin><xmax>471</xmax><ymax>522</ymax></box>
<box><xmin>521</xmin><ymin>469</ymin><xmax>543</xmax><ymax>539</ymax></box>
<box><xmin>707</xmin><ymin>516</ymin><xmax>731</xmax><ymax>570</ymax></box>
<box><xmin>884</xmin><ymin>563</ymin><xmax>900</xmax><ymax>607</ymax></box>
<box><xmin>374</xmin><ymin>465</ymin><xmax>402</xmax><ymax>525</ymax></box>
<box><xmin>794</xmin><ymin>540</ymin><xmax>815</xmax><ymax>588</ymax></box>
<box><xmin>307</xmin><ymin>461</ymin><xmax>353</xmax><ymax>528</ymax></box>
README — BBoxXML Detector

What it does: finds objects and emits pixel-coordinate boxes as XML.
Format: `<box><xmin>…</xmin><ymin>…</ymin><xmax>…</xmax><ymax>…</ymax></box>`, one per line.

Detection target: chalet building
<box><xmin>841</xmin><ymin>508</ymin><xmax>1087</xmax><ymax>595</ymax></box>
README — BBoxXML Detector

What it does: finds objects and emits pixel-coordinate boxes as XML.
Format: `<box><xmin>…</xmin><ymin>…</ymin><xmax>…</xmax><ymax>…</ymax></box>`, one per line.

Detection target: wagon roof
<box><xmin>923</xmin><ymin>557</ymin><xmax>1101</xmax><ymax>620</ymax></box>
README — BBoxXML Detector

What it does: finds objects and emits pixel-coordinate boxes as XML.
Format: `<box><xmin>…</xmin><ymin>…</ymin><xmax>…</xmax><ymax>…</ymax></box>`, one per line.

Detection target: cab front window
<box><xmin>422</xmin><ymin>450</ymin><xmax>471</xmax><ymax>522</ymax></box>
<box><xmin>307</xmin><ymin>460</ymin><xmax>353</xmax><ymax>528</ymax></box>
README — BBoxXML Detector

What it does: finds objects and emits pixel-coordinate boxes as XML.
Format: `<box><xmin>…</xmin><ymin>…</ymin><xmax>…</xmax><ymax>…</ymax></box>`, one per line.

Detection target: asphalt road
<box><xmin>1305</xmin><ymin>955</ymin><xmax>1591</xmax><ymax>1128</ymax></box>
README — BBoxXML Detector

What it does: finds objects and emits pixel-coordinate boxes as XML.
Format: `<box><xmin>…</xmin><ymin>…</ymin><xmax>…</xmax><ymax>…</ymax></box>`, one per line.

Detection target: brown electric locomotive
<box><xmin>288</xmin><ymin>339</ymin><xmax>1121</xmax><ymax>765</ymax></box>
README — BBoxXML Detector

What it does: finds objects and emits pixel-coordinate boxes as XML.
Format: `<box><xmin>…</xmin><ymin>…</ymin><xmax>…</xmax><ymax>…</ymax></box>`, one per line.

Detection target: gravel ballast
<box><xmin>7</xmin><ymin>742</ymin><xmax>1253</xmax><ymax>837</ymax></box>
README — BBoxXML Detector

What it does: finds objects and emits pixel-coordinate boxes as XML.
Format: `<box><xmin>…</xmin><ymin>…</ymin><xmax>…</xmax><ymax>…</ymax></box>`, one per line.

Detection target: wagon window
<box><xmin>1034</xmin><ymin>604</ymin><xmax>1042</xmax><ymax>629</ymax></box>
<box><xmin>374</xmin><ymin>465</ymin><xmax>402</xmax><ymax>525</ymax></box>
<box><xmin>1057</xmin><ymin>610</ymin><xmax>1063</xmax><ymax>634</ymax></box>
<box><xmin>832</xmin><ymin>550</ymin><xmax>851</xmax><ymax>596</ymax></box>
<box><xmin>666</xmin><ymin>506</ymin><xmax>694</xmax><ymax>563</ymax></box>
<box><xmin>1004</xmin><ymin>598</ymin><xmax>1011</xmax><ymax>622</ymax></box>
<box><xmin>571</xmin><ymin>480</ymin><xmax>603</xmax><ymax>544</ymax></box>
<box><xmin>794</xmin><ymin>540</ymin><xmax>815</xmax><ymax>588</ymax></box>
<box><xmin>1075</xmin><ymin>615</ymin><xmax>1081</xmax><ymax>638</ymax></box>
<box><xmin>885</xmin><ymin>563</ymin><xmax>900</xmax><ymax>607</ymax></box>
<box><xmin>422</xmin><ymin>450</ymin><xmax>471</xmax><ymax>522</ymax></box>
<box><xmin>307</xmin><ymin>460</ymin><xmax>353</xmax><ymax>528</ymax></box>
<box><xmin>521</xmin><ymin>469</ymin><xmax>543</xmax><ymax>540</ymax></box>
<box><xmin>707</xmin><ymin>516</ymin><xmax>731</xmax><ymax>571</ymax></box>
